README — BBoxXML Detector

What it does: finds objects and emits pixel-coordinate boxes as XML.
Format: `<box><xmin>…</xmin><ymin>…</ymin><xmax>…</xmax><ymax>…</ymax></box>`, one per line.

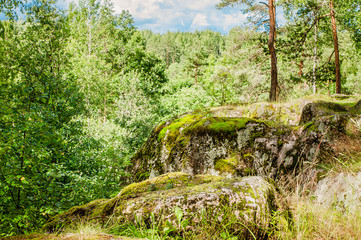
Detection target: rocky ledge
<box><xmin>41</xmin><ymin>96</ymin><xmax>361</xmax><ymax>239</ymax></box>
<box><xmin>129</xmin><ymin>98</ymin><xmax>361</xmax><ymax>183</ymax></box>
<box><xmin>43</xmin><ymin>173</ymin><xmax>289</xmax><ymax>239</ymax></box>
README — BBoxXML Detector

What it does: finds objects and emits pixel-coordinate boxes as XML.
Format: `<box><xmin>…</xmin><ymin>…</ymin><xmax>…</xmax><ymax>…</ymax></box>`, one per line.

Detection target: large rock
<box><xmin>212</xmin><ymin>95</ymin><xmax>333</xmax><ymax>126</ymax></box>
<box><xmin>352</xmin><ymin>99</ymin><xmax>361</xmax><ymax>114</ymax></box>
<box><xmin>314</xmin><ymin>172</ymin><xmax>361</xmax><ymax>212</ymax></box>
<box><xmin>299</xmin><ymin>101</ymin><xmax>348</xmax><ymax>125</ymax></box>
<box><xmin>128</xmin><ymin>99</ymin><xmax>360</xmax><ymax>183</ymax></box>
<box><xmin>43</xmin><ymin>173</ymin><xmax>289</xmax><ymax>239</ymax></box>
<box><xmin>129</xmin><ymin>114</ymin><xmax>329</xmax><ymax>182</ymax></box>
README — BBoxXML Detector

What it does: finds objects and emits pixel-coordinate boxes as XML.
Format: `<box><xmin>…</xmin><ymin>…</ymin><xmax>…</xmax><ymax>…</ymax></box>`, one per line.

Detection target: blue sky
<box><xmin>1</xmin><ymin>0</ymin><xmax>285</xmax><ymax>34</ymax></box>
<box><xmin>59</xmin><ymin>0</ymin><xmax>250</xmax><ymax>34</ymax></box>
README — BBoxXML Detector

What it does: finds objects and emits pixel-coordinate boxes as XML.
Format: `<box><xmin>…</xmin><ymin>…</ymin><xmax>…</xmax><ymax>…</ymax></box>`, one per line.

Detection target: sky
<box><xmin>58</xmin><ymin>0</ymin><xmax>250</xmax><ymax>34</ymax></box>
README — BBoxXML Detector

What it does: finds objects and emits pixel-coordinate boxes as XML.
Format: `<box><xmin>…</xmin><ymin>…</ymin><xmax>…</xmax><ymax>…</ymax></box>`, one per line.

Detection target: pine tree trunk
<box><xmin>268</xmin><ymin>0</ymin><xmax>278</xmax><ymax>102</ymax></box>
<box><xmin>330</xmin><ymin>0</ymin><xmax>341</xmax><ymax>94</ymax></box>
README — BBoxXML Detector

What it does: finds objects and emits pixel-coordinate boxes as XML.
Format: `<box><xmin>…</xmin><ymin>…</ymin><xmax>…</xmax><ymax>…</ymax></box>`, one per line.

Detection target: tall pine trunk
<box><xmin>268</xmin><ymin>0</ymin><xmax>278</xmax><ymax>102</ymax></box>
<box><xmin>330</xmin><ymin>0</ymin><xmax>341</xmax><ymax>94</ymax></box>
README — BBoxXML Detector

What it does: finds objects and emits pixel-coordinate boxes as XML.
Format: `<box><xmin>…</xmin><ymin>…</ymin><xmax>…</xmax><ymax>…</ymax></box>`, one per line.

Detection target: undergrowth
<box><xmin>107</xmin><ymin>205</ymin><xmax>258</xmax><ymax>240</ymax></box>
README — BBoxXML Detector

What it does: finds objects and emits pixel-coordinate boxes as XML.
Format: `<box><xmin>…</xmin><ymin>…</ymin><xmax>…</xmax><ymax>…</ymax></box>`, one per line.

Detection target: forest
<box><xmin>1</xmin><ymin>0</ymin><xmax>361</xmax><ymax>238</ymax></box>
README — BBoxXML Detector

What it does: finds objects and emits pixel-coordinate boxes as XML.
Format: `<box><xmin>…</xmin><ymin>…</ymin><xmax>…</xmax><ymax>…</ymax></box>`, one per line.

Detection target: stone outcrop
<box><xmin>314</xmin><ymin>172</ymin><xmax>361</xmax><ymax>212</ymax></box>
<box><xmin>43</xmin><ymin>173</ymin><xmax>289</xmax><ymax>239</ymax></box>
<box><xmin>299</xmin><ymin>101</ymin><xmax>349</xmax><ymax>128</ymax></box>
<box><xmin>352</xmin><ymin>100</ymin><xmax>361</xmax><ymax>113</ymax></box>
<box><xmin>41</xmin><ymin>96</ymin><xmax>361</xmax><ymax>239</ymax></box>
<box><xmin>128</xmin><ymin>99</ymin><xmax>361</xmax><ymax>184</ymax></box>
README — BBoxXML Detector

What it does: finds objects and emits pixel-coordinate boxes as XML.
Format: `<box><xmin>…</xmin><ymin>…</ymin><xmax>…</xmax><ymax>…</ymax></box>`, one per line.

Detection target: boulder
<box><xmin>129</xmin><ymin>113</ymin><xmax>329</xmax><ymax>182</ymax></box>
<box><xmin>331</xmin><ymin>94</ymin><xmax>353</xmax><ymax>100</ymax></box>
<box><xmin>299</xmin><ymin>101</ymin><xmax>348</xmax><ymax>126</ymax></box>
<box><xmin>314</xmin><ymin>172</ymin><xmax>361</xmax><ymax>212</ymax></box>
<box><xmin>43</xmin><ymin>173</ymin><xmax>289</xmax><ymax>239</ymax></box>
<box><xmin>351</xmin><ymin>100</ymin><xmax>361</xmax><ymax>114</ymax></box>
<box><xmin>212</xmin><ymin>96</ymin><xmax>329</xmax><ymax>126</ymax></box>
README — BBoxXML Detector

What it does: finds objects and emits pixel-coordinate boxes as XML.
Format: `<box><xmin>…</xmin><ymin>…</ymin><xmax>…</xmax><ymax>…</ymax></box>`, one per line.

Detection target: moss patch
<box><xmin>120</xmin><ymin>172</ymin><xmax>191</xmax><ymax>197</ymax></box>
<box><xmin>184</xmin><ymin>117</ymin><xmax>254</xmax><ymax>136</ymax></box>
<box><xmin>215</xmin><ymin>157</ymin><xmax>238</xmax><ymax>174</ymax></box>
<box><xmin>158</xmin><ymin>114</ymin><xmax>203</xmax><ymax>142</ymax></box>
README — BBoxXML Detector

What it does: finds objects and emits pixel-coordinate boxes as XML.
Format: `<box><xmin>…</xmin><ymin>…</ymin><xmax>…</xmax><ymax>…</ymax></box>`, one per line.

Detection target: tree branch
<box><xmin>260</xmin><ymin>2</ymin><xmax>269</xmax><ymax>7</ymax></box>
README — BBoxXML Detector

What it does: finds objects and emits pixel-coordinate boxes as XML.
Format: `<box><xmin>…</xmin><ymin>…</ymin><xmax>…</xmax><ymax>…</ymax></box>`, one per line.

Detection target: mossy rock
<box><xmin>129</xmin><ymin>112</ymin><xmax>329</xmax><ymax>182</ymax></box>
<box><xmin>299</xmin><ymin>101</ymin><xmax>348</xmax><ymax>124</ymax></box>
<box><xmin>331</xmin><ymin>94</ymin><xmax>353</xmax><ymax>100</ymax></box>
<box><xmin>351</xmin><ymin>100</ymin><xmax>361</xmax><ymax>114</ymax></box>
<box><xmin>129</xmin><ymin>97</ymin><xmax>360</xmax><ymax>186</ymax></box>
<box><xmin>43</xmin><ymin>173</ymin><xmax>290</xmax><ymax>239</ymax></box>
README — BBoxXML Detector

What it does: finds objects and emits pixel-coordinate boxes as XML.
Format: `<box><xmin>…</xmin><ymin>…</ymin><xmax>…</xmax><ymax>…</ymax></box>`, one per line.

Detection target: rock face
<box><xmin>130</xmin><ymin>116</ymin><xmax>322</xmax><ymax>183</ymax></box>
<box><xmin>299</xmin><ymin>101</ymin><xmax>349</xmax><ymax>127</ymax></box>
<box><xmin>129</xmin><ymin>100</ymin><xmax>360</xmax><ymax>183</ymax></box>
<box><xmin>43</xmin><ymin>173</ymin><xmax>287</xmax><ymax>239</ymax></box>
<box><xmin>41</xmin><ymin>97</ymin><xmax>361</xmax><ymax>239</ymax></box>
<box><xmin>352</xmin><ymin>100</ymin><xmax>361</xmax><ymax>113</ymax></box>
<box><xmin>314</xmin><ymin>172</ymin><xmax>361</xmax><ymax>212</ymax></box>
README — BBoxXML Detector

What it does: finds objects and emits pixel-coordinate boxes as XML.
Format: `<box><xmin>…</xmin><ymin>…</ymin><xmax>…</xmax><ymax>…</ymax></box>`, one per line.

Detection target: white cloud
<box><xmin>62</xmin><ymin>0</ymin><xmax>249</xmax><ymax>33</ymax></box>
<box><xmin>191</xmin><ymin>13</ymin><xmax>210</xmax><ymax>29</ymax></box>
<box><xmin>181</xmin><ymin>0</ymin><xmax>218</xmax><ymax>10</ymax></box>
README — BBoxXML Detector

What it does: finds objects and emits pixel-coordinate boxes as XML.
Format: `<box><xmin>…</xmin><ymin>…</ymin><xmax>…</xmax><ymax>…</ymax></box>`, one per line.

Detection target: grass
<box><xmin>107</xmin><ymin>205</ymin><xmax>263</xmax><ymax>240</ymax></box>
<box><xmin>280</xmin><ymin>195</ymin><xmax>361</xmax><ymax>240</ymax></box>
<box><xmin>60</xmin><ymin>221</ymin><xmax>110</xmax><ymax>239</ymax></box>
<box><xmin>271</xmin><ymin>126</ymin><xmax>361</xmax><ymax>240</ymax></box>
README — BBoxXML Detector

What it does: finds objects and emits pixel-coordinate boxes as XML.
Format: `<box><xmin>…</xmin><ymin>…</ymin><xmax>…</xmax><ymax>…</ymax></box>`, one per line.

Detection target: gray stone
<box><xmin>43</xmin><ymin>173</ymin><xmax>288</xmax><ymax>239</ymax></box>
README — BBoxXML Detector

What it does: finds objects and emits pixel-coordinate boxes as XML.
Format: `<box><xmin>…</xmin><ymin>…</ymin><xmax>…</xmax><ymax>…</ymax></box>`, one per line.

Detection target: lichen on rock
<box><xmin>43</xmin><ymin>173</ymin><xmax>289</xmax><ymax>239</ymax></box>
<box><xmin>314</xmin><ymin>172</ymin><xmax>361</xmax><ymax>212</ymax></box>
<box><xmin>299</xmin><ymin>101</ymin><xmax>349</xmax><ymax>126</ymax></box>
<box><xmin>129</xmin><ymin>98</ymin><xmax>361</xmax><ymax>184</ymax></box>
<box><xmin>41</xmin><ymin>96</ymin><xmax>361</xmax><ymax>239</ymax></box>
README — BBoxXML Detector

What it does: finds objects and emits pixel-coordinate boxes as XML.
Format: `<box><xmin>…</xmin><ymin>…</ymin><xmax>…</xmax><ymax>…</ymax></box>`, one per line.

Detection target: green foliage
<box><xmin>0</xmin><ymin>0</ymin><xmax>168</xmax><ymax>236</ymax></box>
<box><xmin>0</xmin><ymin>0</ymin><xmax>88</xmax><ymax>234</ymax></box>
<box><xmin>1</xmin><ymin>0</ymin><xmax>361</xmax><ymax>237</ymax></box>
<box><xmin>108</xmin><ymin>205</ymin><xmax>257</xmax><ymax>240</ymax></box>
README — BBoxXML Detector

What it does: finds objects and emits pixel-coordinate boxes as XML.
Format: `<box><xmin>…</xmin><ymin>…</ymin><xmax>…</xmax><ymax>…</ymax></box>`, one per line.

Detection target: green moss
<box><xmin>155</xmin><ymin>121</ymin><xmax>167</xmax><ymax>132</ymax></box>
<box><xmin>192</xmin><ymin>174</ymin><xmax>223</xmax><ymax>184</ymax></box>
<box><xmin>209</xmin><ymin>121</ymin><xmax>235</xmax><ymax>132</ymax></box>
<box><xmin>215</xmin><ymin>158</ymin><xmax>238</xmax><ymax>174</ymax></box>
<box><xmin>184</xmin><ymin>117</ymin><xmax>253</xmax><ymax>136</ymax></box>
<box><xmin>89</xmin><ymin>198</ymin><xmax>118</xmax><ymax>218</ymax></box>
<box><xmin>120</xmin><ymin>172</ymin><xmax>191</xmax><ymax>197</ymax></box>
<box><xmin>243</xmin><ymin>167</ymin><xmax>255</xmax><ymax>175</ymax></box>
<box><xmin>336</xmin><ymin>101</ymin><xmax>357</xmax><ymax>108</ymax></box>
<box><xmin>158</xmin><ymin>114</ymin><xmax>203</xmax><ymax>142</ymax></box>
<box><xmin>303</xmin><ymin>121</ymin><xmax>315</xmax><ymax>131</ymax></box>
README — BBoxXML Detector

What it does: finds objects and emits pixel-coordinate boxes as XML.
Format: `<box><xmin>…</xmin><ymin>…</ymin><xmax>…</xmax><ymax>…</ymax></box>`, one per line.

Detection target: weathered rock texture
<box><xmin>42</xmin><ymin>96</ymin><xmax>361</xmax><ymax>239</ymax></box>
<box><xmin>352</xmin><ymin>100</ymin><xmax>361</xmax><ymax>113</ymax></box>
<box><xmin>43</xmin><ymin>173</ymin><xmax>288</xmax><ymax>239</ymax></box>
<box><xmin>299</xmin><ymin>101</ymin><xmax>349</xmax><ymax>127</ymax></box>
<box><xmin>314</xmin><ymin>172</ymin><xmax>361</xmax><ymax>212</ymax></box>
<box><xmin>128</xmin><ymin>99</ymin><xmax>361</xmax><ymax>185</ymax></box>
